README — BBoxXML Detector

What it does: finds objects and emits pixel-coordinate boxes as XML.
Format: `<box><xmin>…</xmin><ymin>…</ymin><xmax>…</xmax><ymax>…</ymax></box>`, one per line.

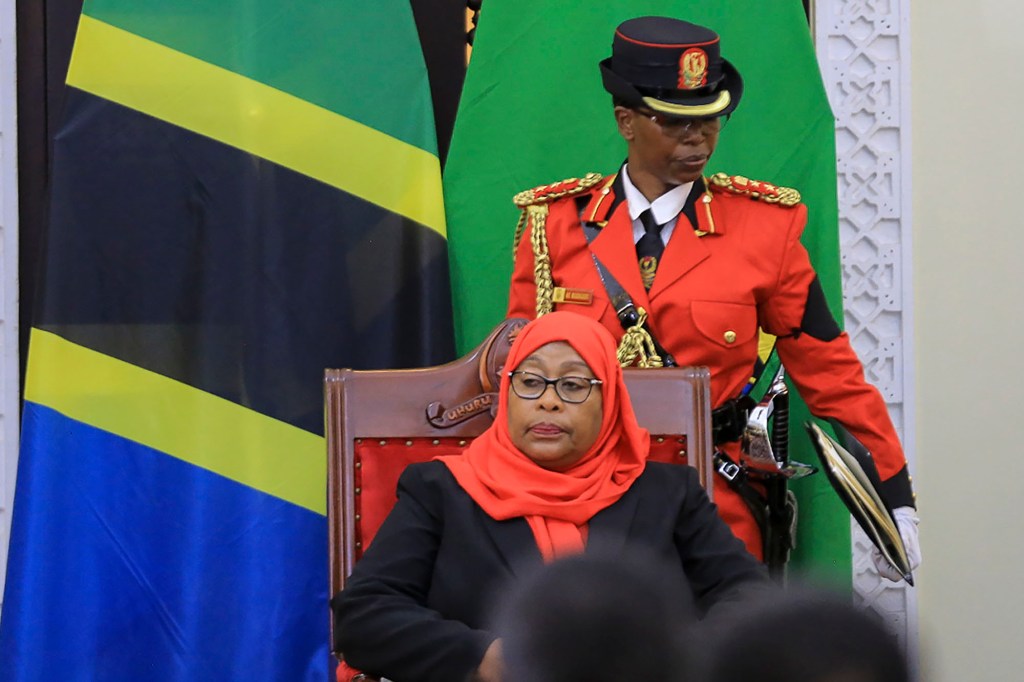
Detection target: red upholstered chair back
<box><xmin>325</xmin><ymin>318</ymin><xmax>713</xmax><ymax>653</ymax></box>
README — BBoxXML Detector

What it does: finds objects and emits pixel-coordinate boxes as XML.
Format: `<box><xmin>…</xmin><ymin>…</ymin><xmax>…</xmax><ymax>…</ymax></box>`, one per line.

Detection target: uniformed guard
<box><xmin>505</xmin><ymin>16</ymin><xmax>920</xmax><ymax>581</ymax></box>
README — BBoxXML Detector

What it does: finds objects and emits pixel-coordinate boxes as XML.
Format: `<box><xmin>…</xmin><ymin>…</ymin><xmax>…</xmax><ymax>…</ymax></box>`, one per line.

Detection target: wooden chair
<box><xmin>324</xmin><ymin>318</ymin><xmax>714</xmax><ymax>671</ymax></box>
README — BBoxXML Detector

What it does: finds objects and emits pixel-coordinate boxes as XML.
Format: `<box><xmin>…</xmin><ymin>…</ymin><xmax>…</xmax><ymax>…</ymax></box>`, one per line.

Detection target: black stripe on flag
<box><xmin>36</xmin><ymin>88</ymin><xmax>455</xmax><ymax>435</ymax></box>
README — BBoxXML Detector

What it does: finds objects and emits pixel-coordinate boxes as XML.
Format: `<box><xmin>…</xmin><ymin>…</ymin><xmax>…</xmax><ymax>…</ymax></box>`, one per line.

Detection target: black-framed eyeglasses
<box><xmin>508</xmin><ymin>370</ymin><xmax>602</xmax><ymax>404</ymax></box>
<box><xmin>638</xmin><ymin>109</ymin><xmax>727</xmax><ymax>138</ymax></box>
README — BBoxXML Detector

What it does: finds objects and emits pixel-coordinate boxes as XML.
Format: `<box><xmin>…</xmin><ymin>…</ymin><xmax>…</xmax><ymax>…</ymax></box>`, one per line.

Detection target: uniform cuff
<box><xmin>878</xmin><ymin>465</ymin><xmax>915</xmax><ymax>510</ymax></box>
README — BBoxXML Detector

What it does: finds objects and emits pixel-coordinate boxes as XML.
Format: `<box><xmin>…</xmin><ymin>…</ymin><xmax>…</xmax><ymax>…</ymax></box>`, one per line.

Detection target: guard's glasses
<box><xmin>639</xmin><ymin>109</ymin><xmax>727</xmax><ymax>138</ymax></box>
<box><xmin>508</xmin><ymin>370</ymin><xmax>602</xmax><ymax>404</ymax></box>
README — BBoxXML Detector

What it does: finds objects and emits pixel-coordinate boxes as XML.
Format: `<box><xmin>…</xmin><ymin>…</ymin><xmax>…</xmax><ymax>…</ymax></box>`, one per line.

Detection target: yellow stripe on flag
<box><xmin>757</xmin><ymin>329</ymin><xmax>777</xmax><ymax>364</ymax></box>
<box><xmin>66</xmin><ymin>15</ymin><xmax>446</xmax><ymax>238</ymax></box>
<box><xmin>24</xmin><ymin>328</ymin><xmax>326</xmax><ymax>516</ymax></box>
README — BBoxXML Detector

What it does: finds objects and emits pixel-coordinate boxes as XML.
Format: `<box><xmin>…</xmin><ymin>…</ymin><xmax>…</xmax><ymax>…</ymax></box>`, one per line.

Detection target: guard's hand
<box><xmin>871</xmin><ymin>506</ymin><xmax>921</xmax><ymax>582</ymax></box>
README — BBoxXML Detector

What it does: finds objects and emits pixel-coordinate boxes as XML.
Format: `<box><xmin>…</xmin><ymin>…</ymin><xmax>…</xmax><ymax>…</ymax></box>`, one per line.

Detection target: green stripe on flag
<box><xmin>444</xmin><ymin>1</ymin><xmax>849</xmax><ymax>583</ymax></box>
<box><xmin>81</xmin><ymin>0</ymin><xmax>439</xmax><ymax>153</ymax></box>
<box><xmin>67</xmin><ymin>15</ymin><xmax>446</xmax><ymax>237</ymax></box>
<box><xmin>25</xmin><ymin>328</ymin><xmax>326</xmax><ymax>515</ymax></box>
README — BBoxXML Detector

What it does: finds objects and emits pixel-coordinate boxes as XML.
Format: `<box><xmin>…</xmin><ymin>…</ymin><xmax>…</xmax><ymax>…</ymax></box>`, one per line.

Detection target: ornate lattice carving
<box><xmin>815</xmin><ymin>0</ymin><xmax>917</xmax><ymax>669</ymax></box>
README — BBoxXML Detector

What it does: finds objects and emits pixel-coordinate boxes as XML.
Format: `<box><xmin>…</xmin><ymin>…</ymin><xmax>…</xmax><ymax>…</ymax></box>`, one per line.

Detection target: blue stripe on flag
<box><xmin>0</xmin><ymin>403</ymin><xmax>331</xmax><ymax>681</ymax></box>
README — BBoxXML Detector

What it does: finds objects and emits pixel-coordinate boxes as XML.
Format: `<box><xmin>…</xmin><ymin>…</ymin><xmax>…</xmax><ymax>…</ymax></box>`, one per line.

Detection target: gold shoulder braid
<box><xmin>707</xmin><ymin>172</ymin><xmax>801</xmax><ymax>207</ymax></box>
<box><xmin>528</xmin><ymin>204</ymin><xmax>554</xmax><ymax>317</ymax></box>
<box><xmin>512</xmin><ymin>172</ymin><xmax>605</xmax><ymax>209</ymax></box>
<box><xmin>510</xmin><ymin>173</ymin><xmax>603</xmax><ymax>317</ymax></box>
<box><xmin>616</xmin><ymin>307</ymin><xmax>664</xmax><ymax>368</ymax></box>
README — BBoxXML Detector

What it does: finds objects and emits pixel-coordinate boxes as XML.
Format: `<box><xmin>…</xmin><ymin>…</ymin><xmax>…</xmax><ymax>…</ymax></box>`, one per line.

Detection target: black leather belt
<box><xmin>711</xmin><ymin>395</ymin><xmax>755</xmax><ymax>445</ymax></box>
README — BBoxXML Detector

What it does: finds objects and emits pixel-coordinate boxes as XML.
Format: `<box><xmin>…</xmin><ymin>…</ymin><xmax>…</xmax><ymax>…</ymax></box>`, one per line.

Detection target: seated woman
<box><xmin>332</xmin><ymin>311</ymin><xmax>770</xmax><ymax>682</ymax></box>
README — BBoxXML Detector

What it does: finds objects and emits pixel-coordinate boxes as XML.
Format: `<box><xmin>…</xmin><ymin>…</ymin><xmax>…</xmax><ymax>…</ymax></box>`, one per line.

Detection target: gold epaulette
<box><xmin>707</xmin><ymin>172</ymin><xmax>801</xmax><ymax>207</ymax></box>
<box><xmin>513</xmin><ymin>173</ymin><xmax>604</xmax><ymax>208</ymax></box>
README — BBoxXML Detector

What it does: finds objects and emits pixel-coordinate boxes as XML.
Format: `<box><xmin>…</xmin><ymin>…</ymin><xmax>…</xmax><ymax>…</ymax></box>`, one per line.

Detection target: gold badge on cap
<box><xmin>639</xmin><ymin>256</ymin><xmax>658</xmax><ymax>289</ymax></box>
<box><xmin>678</xmin><ymin>48</ymin><xmax>709</xmax><ymax>90</ymax></box>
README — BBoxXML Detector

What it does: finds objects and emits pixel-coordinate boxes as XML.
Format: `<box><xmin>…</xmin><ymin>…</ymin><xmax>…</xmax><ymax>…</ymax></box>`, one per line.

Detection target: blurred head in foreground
<box><xmin>705</xmin><ymin>589</ymin><xmax>908</xmax><ymax>682</ymax></box>
<box><xmin>494</xmin><ymin>551</ymin><xmax>695</xmax><ymax>682</ymax></box>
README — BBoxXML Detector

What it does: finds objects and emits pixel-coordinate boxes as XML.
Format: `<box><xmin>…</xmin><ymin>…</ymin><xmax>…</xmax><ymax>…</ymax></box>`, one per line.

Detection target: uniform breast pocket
<box><xmin>690</xmin><ymin>300</ymin><xmax>758</xmax><ymax>350</ymax></box>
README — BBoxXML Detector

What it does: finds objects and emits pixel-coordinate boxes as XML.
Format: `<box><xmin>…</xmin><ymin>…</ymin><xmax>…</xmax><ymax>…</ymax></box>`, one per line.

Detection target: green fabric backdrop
<box><xmin>444</xmin><ymin>1</ymin><xmax>850</xmax><ymax>584</ymax></box>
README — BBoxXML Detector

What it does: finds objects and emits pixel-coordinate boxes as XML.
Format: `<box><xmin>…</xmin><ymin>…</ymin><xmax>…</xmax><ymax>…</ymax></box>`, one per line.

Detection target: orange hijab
<box><xmin>441</xmin><ymin>312</ymin><xmax>649</xmax><ymax>561</ymax></box>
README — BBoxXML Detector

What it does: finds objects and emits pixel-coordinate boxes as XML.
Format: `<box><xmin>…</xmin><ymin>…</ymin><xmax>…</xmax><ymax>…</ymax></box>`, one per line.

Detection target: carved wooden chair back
<box><xmin>324</xmin><ymin>318</ymin><xmax>714</xmax><ymax>658</ymax></box>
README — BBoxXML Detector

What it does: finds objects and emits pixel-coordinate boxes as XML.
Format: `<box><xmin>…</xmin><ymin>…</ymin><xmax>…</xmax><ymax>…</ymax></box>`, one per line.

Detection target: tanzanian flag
<box><xmin>0</xmin><ymin>2</ymin><xmax>452</xmax><ymax>679</ymax></box>
<box><xmin>444</xmin><ymin>1</ymin><xmax>850</xmax><ymax>583</ymax></box>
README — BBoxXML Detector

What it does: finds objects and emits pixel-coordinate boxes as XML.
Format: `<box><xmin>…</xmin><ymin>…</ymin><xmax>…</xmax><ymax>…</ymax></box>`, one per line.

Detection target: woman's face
<box><xmin>507</xmin><ymin>341</ymin><xmax>604</xmax><ymax>470</ymax></box>
<box><xmin>614</xmin><ymin>105</ymin><xmax>721</xmax><ymax>196</ymax></box>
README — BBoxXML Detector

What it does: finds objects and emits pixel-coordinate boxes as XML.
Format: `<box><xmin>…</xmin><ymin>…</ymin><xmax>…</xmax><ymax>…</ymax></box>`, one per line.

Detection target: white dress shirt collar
<box><xmin>621</xmin><ymin>165</ymin><xmax>693</xmax><ymax>226</ymax></box>
<box><xmin>621</xmin><ymin>165</ymin><xmax>693</xmax><ymax>244</ymax></box>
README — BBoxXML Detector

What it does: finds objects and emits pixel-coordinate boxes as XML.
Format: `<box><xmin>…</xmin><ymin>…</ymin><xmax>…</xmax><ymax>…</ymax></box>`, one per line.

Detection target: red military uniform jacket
<box><xmin>507</xmin><ymin>171</ymin><xmax>914</xmax><ymax>560</ymax></box>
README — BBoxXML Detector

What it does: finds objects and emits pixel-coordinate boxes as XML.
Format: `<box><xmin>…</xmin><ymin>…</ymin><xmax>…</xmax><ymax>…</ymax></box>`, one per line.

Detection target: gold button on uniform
<box><xmin>724</xmin><ymin>330</ymin><xmax>737</xmax><ymax>344</ymax></box>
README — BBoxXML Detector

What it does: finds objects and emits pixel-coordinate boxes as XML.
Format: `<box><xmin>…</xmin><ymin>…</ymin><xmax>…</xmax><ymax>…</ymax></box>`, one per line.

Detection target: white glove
<box><xmin>871</xmin><ymin>506</ymin><xmax>921</xmax><ymax>582</ymax></box>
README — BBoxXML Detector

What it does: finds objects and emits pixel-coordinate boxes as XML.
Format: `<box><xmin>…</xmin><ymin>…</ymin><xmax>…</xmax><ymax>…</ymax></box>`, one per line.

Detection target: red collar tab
<box><xmin>695</xmin><ymin>188</ymin><xmax>720</xmax><ymax>236</ymax></box>
<box><xmin>582</xmin><ymin>175</ymin><xmax>618</xmax><ymax>223</ymax></box>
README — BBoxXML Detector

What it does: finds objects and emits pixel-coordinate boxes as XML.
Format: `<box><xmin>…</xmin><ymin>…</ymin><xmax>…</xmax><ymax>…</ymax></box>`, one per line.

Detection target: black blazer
<box><xmin>332</xmin><ymin>460</ymin><xmax>769</xmax><ymax>682</ymax></box>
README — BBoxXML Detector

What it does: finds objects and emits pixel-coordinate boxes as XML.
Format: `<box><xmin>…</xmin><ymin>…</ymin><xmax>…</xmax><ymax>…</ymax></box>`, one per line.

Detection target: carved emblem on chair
<box><xmin>425</xmin><ymin>318</ymin><xmax>527</xmax><ymax>428</ymax></box>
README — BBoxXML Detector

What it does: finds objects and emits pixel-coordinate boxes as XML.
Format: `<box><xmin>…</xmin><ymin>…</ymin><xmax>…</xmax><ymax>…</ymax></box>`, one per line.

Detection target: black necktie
<box><xmin>636</xmin><ymin>209</ymin><xmax>664</xmax><ymax>289</ymax></box>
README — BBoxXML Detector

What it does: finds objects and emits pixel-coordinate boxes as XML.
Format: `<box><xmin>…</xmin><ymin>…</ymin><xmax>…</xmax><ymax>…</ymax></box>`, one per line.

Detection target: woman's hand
<box><xmin>473</xmin><ymin>639</ymin><xmax>504</xmax><ymax>682</ymax></box>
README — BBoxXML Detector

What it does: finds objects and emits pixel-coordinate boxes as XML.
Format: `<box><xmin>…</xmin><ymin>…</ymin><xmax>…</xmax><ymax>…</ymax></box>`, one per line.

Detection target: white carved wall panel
<box><xmin>815</xmin><ymin>0</ymin><xmax>918</xmax><ymax>673</ymax></box>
